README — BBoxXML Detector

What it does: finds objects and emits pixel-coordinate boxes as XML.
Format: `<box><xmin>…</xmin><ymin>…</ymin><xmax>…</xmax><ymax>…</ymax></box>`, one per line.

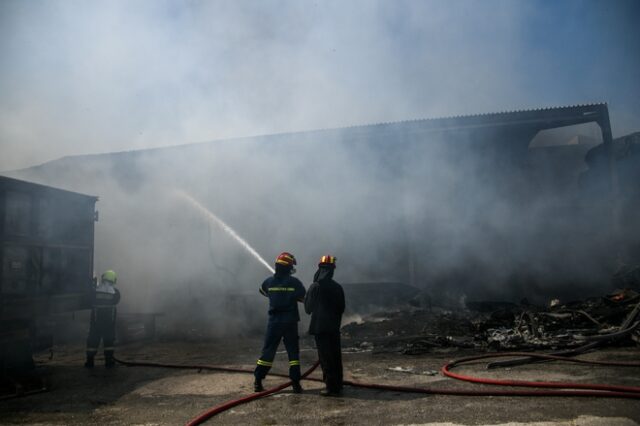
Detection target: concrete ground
<box><xmin>1</xmin><ymin>338</ymin><xmax>639</xmax><ymax>425</ymax></box>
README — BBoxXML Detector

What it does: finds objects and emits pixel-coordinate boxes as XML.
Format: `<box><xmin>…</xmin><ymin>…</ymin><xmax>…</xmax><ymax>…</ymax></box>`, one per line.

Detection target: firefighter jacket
<box><xmin>93</xmin><ymin>282</ymin><xmax>121</xmax><ymax>312</ymax></box>
<box><xmin>260</xmin><ymin>274</ymin><xmax>306</xmax><ymax>323</ymax></box>
<box><xmin>304</xmin><ymin>277</ymin><xmax>345</xmax><ymax>335</ymax></box>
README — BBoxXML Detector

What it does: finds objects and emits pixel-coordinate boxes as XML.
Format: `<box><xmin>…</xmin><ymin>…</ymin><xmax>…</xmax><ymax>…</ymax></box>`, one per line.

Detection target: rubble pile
<box><xmin>341</xmin><ymin>288</ymin><xmax>640</xmax><ymax>355</ymax></box>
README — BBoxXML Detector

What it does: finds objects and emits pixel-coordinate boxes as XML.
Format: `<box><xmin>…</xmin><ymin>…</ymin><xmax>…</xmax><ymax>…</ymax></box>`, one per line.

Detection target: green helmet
<box><xmin>101</xmin><ymin>270</ymin><xmax>117</xmax><ymax>284</ymax></box>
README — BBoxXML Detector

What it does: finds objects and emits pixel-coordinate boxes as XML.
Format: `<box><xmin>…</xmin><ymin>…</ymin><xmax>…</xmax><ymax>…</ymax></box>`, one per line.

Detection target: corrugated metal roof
<box><xmin>356</xmin><ymin>102</ymin><xmax>608</xmax><ymax>128</ymax></box>
<box><xmin>29</xmin><ymin>103</ymin><xmax>611</xmax><ymax>165</ymax></box>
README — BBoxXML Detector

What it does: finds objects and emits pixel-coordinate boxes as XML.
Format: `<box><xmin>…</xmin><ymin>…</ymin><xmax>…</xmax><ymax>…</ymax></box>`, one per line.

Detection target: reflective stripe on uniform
<box><xmin>257</xmin><ymin>359</ymin><xmax>273</xmax><ymax>367</ymax></box>
<box><xmin>268</xmin><ymin>287</ymin><xmax>296</xmax><ymax>292</ymax></box>
<box><xmin>289</xmin><ymin>360</ymin><xmax>300</xmax><ymax>366</ymax></box>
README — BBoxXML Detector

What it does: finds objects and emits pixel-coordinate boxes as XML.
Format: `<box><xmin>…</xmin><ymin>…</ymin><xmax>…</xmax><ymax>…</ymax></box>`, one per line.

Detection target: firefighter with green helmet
<box><xmin>85</xmin><ymin>270</ymin><xmax>121</xmax><ymax>368</ymax></box>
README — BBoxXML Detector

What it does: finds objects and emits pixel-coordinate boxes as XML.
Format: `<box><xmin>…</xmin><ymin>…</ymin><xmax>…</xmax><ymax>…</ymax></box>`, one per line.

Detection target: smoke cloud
<box><xmin>1</xmin><ymin>0</ymin><xmax>638</xmax><ymax>171</ymax></box>
<box><xmin>1</xmin><ymin>1</ymin><xmax>639</xmax><ymax>335</ymax></box>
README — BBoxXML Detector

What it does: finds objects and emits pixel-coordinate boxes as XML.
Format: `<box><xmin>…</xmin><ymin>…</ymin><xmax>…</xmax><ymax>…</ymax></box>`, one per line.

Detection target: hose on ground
<box><xmin>441</xmin><ymin>351</ymin><xmax>640</xmax><ymax>394</ymax></box>
<box><xmin>184</xmin><ymin>360</ymin><xmax>320</xmax><ymax>426</ymax></box>
<box><xmin>115</xmin><ymin>350</ymin><xmax>640</xmax><ymax>425</ymax></box>
<box><xmin>487</xmin><ymin>319</ymin><xmax>640</xmax><ymax>369</ymax></box>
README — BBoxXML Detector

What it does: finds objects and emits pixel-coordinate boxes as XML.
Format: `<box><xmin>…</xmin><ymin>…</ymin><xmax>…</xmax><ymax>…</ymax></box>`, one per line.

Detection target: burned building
<box><xmin>4</xmin><ymin>103</ymin><xmax>634</xmax><ymax>336</ymax></box>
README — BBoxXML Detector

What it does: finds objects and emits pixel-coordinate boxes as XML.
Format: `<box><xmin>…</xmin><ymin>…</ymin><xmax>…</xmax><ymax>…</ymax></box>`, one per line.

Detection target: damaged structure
<box><xmin>3</xmin><ymin>103</ymin><xmax>639</xmax><ymax>340</ymax></box>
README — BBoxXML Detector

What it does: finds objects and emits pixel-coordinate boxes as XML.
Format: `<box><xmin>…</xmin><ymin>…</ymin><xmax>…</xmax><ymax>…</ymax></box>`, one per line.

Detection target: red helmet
<box><xmin>275</xmin><ymin>252</ymin><xmax>297</xmax><ymax>267</ymax></box>
<box><xmin>318</xmin><ymin>255</ymin><xmax>336</xmax><ymax>267</ymax></box>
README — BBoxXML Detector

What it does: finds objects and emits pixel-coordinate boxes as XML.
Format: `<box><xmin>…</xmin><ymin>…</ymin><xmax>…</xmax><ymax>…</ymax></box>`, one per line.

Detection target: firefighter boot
<box><xmin>104</xmin><ymin>350</ymin><xmax>116</xmax><ymax>368</ymax></box>
<box><xmin>254</xmin><ymin>378</ymin><xmax>264</xmax><ymax>392</ymax></box>
<box><xmin>84</xmin><ymin>352</ymin><xmax>95</xmax><ymax>368</ymax></box>
<box><xmin>292</xmin><ymin>381</ymin><xmax>303</xmax><ymax>394</ymax></box>
<box><xmin>320</xmin><ymin>388</ymin><xmax>341</xmax><ymax>397</ymax></box>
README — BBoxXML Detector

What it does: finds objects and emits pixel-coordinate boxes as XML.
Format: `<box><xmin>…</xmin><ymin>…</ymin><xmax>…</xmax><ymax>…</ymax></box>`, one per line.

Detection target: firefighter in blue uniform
<box><xmin>84</xmin><ymin>270</ymin><xmax>120</xmax><ymax>368</ymax></box>
<box><xmin>254</xmin><ymin>252</ymin><xmax>306</xmax><ymax>393</ymax></box>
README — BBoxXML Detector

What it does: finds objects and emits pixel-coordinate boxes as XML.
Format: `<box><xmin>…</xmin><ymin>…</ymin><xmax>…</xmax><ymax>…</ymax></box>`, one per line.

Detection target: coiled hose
<box><xmin>115</xmin><ymin>351</ymin><xmax>640</xmax><ymax>426</ymax></box>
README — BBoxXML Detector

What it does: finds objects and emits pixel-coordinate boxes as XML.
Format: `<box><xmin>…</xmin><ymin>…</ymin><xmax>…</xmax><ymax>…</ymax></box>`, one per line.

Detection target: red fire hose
<box><xmin>441</xmin><ymin>351</ymin><xmax>640</xmax><ymax>394</ymax></box>
<box><xmin>116</xmin><ymin>350</ymin><xmax>640</xmax><ymax>425</ymax></box>
<box><xmin>184</xmin><ymin>360</ymin><xmax>320</xmax><ymax>426</ymax></box>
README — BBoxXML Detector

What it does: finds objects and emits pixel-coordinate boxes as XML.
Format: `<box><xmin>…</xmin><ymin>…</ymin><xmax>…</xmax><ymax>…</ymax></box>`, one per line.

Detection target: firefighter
<box><xmin>84</xmin><ymin>270</ymin><xmax>121</xmax><ymax>368</ymax></box>
<box><xmin>304</xmin><ymin>255</ymin><xmax>345</xmax><ymax>396</ymax></box>
<box><xmin>254</xmin><ymin>252</ymin><xmax>306</xmax><ymax>393</ymax></box>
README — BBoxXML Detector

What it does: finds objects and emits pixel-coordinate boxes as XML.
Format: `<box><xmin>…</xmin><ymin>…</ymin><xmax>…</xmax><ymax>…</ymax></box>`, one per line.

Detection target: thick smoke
<box><xmin>1</xmin><ymin>0</ymin><xmax>639</xmax><ymax>171</ymax></box>
<box><xmin>1</xmin><ymin>1</ymin><xmax>639</xmax><ymax>336</ymax></box>
<box><xmin>7</xmin><ymin>121</ymin><xmax>620</xmax><ymax>337</ymax></box>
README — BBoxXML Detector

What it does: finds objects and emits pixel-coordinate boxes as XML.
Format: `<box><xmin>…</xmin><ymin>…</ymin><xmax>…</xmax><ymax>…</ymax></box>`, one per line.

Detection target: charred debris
<box><xmin>341</xmin><ymin>271</ymin><xmax>640</xmax><ymax>356</ymax></box>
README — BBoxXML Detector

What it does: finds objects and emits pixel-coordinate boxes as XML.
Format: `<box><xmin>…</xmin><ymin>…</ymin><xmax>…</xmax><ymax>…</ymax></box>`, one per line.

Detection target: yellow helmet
<box><xmin>318</xmin><ymin>255</ymin><xmax>337</xmax><ymax>268</ymax></box>
<box><xmin>101</xmin><ymin>270</ymin><xmax>117</xmax><ymax>284</ymax></box>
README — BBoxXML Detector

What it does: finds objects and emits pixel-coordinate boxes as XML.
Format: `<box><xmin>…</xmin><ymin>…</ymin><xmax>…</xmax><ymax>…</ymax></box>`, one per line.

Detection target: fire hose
<box><xmin>114</xmin><ymin>350</ymin><xmax>640</xmax><ymax>426</ymax></box>
<box><xmin>184</xmin><ymin>360</ymin><xmax>320</xmax><ymax>426</ymax></box>
<box><xmin>487</xmin><ymin>315</ymin><xmax>640</xmax><ymax>369</ymax></box>
<box><xmin>115</xmin><ymin>302</ymin><xmax>640</xmax><ymax>424</ymax></box>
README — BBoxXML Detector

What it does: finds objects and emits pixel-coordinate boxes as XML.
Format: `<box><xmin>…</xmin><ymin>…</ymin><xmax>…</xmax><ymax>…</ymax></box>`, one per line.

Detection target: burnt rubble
<box><xmin>341</xmin><ymin>286</ymin><xmax>640</xmax><ymax>355</ymax></box>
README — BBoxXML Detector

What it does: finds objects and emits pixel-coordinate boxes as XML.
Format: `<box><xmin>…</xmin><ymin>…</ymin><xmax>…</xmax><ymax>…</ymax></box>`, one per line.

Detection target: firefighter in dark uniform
<box><xmin>254</xmin><ymin>252</ymin><xmax>306</xmax><ymax>393</ymax></box>
<box><xmin>85</xmin><ymin>270</ymin><xmax>120</xmax><ymax>368</ymax></box>
<box><xmin>304</xmin><ymin>255</ymin><xmax>345</xmax><ymax>396</ymax></box>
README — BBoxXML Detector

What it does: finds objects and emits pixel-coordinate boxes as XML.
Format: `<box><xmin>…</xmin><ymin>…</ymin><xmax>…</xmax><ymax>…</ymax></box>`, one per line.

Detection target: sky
<box><xmin>1</xmin><ymin>0</ymin><xmax>639</xmax><ymax>172</ymax></box>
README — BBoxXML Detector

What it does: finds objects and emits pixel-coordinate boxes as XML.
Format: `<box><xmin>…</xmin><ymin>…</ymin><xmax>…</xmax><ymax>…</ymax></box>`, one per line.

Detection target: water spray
<box><xmin>175</xmin><ymin>190</ymin><xmax>275</xmax><ymax>274</ymax></box>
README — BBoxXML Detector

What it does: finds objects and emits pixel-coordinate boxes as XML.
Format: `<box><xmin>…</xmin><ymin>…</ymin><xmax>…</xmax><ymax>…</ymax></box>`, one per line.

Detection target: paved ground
<box><xmin>1</xmin><ymin>338</ymin><xmax>639</xmax><ymax>425</ymax></box>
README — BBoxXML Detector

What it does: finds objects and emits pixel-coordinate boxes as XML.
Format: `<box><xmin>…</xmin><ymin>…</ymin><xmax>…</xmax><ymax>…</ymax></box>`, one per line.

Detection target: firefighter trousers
<box><xmin>86</xmin><ymin>308</ymin><xmax>117</xmax><ymax>359</ymax></box>
<box><xmin>315</xmin><ymin>332</ymin><xmax>343</xmax><ymax>393</ymax></box>
<box><xmin>254</xmin><ymin>320</ymin><xmax>301</xmax><ymax>381</ymax></box>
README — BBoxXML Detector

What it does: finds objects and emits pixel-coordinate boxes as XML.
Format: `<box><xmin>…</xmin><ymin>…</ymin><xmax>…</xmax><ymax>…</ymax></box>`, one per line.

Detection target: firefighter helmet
<box><xmin>275</xmin><ymin>252</ymin><xmax>297</xmax><ymax>267</ymax></box>
<box><xmin>318</xmin><ymin>255</ymin><xmax>336</xmax><ymax>267</ymax></box>
<box><xmin>101</xmin><ymin>270</ymin><xmax>117</xmax><ymax>284</ymax></box>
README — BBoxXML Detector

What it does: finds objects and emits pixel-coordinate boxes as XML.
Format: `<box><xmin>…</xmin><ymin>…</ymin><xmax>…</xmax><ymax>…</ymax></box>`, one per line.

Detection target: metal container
<box><xmin>0</xmin><ymin>176</ymin><xmax>97</xmax><ymax>372</ymax></box>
